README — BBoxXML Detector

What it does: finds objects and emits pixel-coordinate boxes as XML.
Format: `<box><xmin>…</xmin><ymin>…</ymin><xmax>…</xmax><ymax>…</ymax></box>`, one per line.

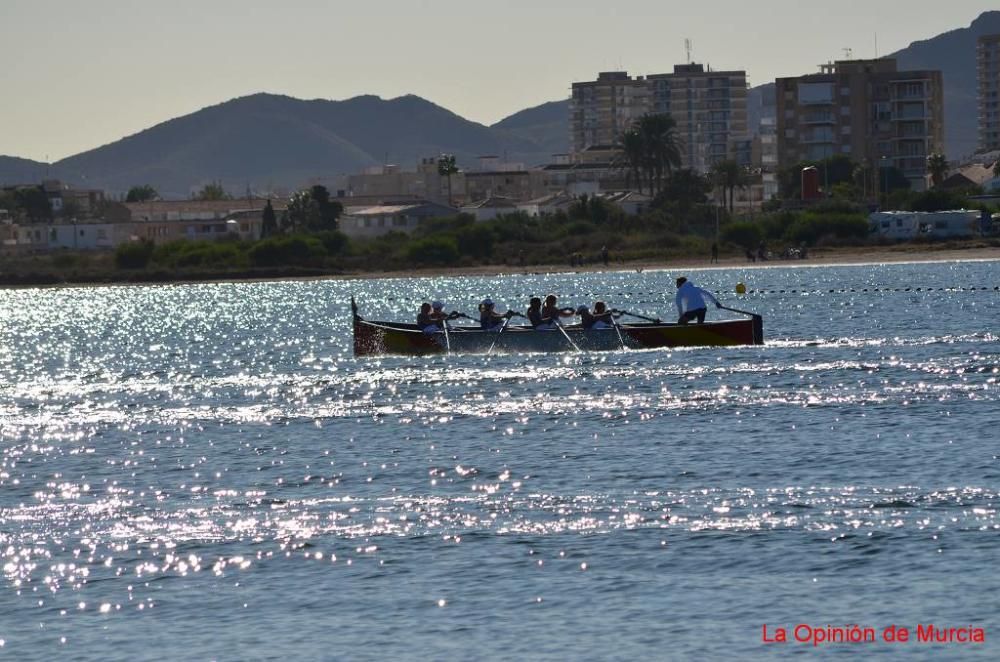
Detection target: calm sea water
<box><xmin>1</xmin><ymin>260</ymin><xmax>999</xmax><ymax>660</ymax></box>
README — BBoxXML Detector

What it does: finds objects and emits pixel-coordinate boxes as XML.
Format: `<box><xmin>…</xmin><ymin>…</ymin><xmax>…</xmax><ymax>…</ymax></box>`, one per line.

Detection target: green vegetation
<box><xmin>282</xmin><ymin>185</ymin><xmax>342</xmax><ymax>232</ymax></box>
<box><xmin>3</xmin><ymin>166</ymin><xmax>997</xmax><ymax>287</ymax></box>
<box><xmin>618</xmin><ymin>114</ymin><xmax>682</xmax><ymax>195</ymax></box>
<box><xmin>437</xmin><ymin>155</ymin><xmax>459</xmax><ymax>207</ymax></box>
<box><xmin>125</xmin><ymin>185</ymin><xmax>159</xmax><ymax>203</ymax></box>
<box><xmin>194</xmin><ymin>182</ymin><xmax>232</xmax><ymax>201</ymax></box>
<box><xmin>926</xmin><ymin>154</ymin><xmax>948</xmax><ymax>189</ymax></box>
<box><xmin>0</xmin><ymin>186</ymin><xmax>52</xmax><ymax>223</ymax></box>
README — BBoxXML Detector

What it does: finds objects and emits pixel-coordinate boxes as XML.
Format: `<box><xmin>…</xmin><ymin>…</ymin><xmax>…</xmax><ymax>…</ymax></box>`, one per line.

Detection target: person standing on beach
<box><xmin>675</xmin><ymin>277</ymin><xmax>721</xmax><ymax>325</ymax></box>
<box><xmin>710</xmin><ymin>242</ymin><xmax>719</xmax><ymax>263</ymax></box>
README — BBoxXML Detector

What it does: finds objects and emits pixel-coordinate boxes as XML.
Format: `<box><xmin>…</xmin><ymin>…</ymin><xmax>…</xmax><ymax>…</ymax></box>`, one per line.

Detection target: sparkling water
<box><xmin>1</xmin><ymin>260</ymin><xmax>998</xmax><ymax>659</ymax></box>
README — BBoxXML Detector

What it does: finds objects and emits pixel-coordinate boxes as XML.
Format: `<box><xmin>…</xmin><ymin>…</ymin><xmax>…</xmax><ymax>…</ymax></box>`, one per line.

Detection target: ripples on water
<box><xmin>1</xmin><ymin>261</ymin><xmax>998</xmax><ymax>659</ymax></box>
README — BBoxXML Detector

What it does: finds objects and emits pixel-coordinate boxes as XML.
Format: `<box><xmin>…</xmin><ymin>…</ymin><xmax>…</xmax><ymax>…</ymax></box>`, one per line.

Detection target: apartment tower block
<box><xmin>776</xmin><ymin>58</ymin><xmax>944</xmax><ymax>192</ymax></box>
<box><xmin>979</xmin><ymin>34</ymin><xmax>1000</xmax><ymax>152</ymax></box>
<box><xmin>571</xmin><ymin>64</ymin><xmax>748</xmax><ymax>173</ymax></box>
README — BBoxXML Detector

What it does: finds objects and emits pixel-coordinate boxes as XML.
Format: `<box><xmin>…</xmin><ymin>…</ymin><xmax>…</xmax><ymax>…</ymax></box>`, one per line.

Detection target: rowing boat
<box><xmin>352</xmin><ymin>299</ymin><xmax>763</xmax><ymax>356</ymax></box>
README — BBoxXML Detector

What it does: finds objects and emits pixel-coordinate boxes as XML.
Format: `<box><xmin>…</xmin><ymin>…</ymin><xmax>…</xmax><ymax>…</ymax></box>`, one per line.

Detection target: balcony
<box><xmin>802</xmin><ymin>113</ymin><xmax>835</xmax><ymax>124</ymax></box>
<box><xmin>801</xmin><ymin>136</ymin><xmax>835</xmax><ymax>145</ymax></box>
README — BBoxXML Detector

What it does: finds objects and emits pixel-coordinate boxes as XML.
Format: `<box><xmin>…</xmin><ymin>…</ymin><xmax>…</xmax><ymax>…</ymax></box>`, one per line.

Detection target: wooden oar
<box><xmin>608</xmin><ymin>312</ymin><xmax>627</xmax><ymax>350</ymax></box>
<box><xmin>612</xmin><ymin>309</ymin><xmax>663</xmax><ymax>324</ymax></box>
<box><xmin>437</xmin><ymin>310</ymin><xmax>475</xmax><ymax>355</ymax></box>
<box><xmin>441</xmin><ymin>316</ymin><xmax>452</xmax><ymax>355</ymax></box>
<box><xmin>719</xmin><ymin>305</ymin><xmax>758</xmax><ymax>318</ymax></box>
<box><xmin>553</xmin><ymin>318</ymin><xmax>582</xmax><ymax>352</ymax></box>
<box><xmin>487</xmin><ymin>314</ymin><xmax>516</xmax><ymax>355</ymax></box>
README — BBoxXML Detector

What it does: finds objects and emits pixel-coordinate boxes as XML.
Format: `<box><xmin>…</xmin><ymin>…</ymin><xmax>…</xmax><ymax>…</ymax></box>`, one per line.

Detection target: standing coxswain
<box><xmin>675</xmin><ymin>277</ymin><xmax>721</xmax><ymax>325</ymax></box>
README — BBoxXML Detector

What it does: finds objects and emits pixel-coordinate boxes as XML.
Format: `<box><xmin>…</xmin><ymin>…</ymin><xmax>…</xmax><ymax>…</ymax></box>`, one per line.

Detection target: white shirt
<box><xmin>676</xmin><ymin>281</ymin><xmax>720</xmax><ymax>316</ymax></box>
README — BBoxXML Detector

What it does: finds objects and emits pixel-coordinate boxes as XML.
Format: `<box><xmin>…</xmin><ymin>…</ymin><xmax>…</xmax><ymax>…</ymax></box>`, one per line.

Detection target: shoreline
<box><xmin>349</xmin><ymin>245</ymin><xmax>1000</xmax><ymax>281</ymax></box>
<box><xmin>2</xmin><ymin>244</ymin><xmax>999</xmax><ymax>289</ymax></box>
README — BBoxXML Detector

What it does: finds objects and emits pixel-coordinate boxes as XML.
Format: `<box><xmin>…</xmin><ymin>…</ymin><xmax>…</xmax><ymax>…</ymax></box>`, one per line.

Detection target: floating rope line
<box><xmin>384</xmin><ymin>287</ymin><xmax>999</xmax><ymax>302</ymax></box>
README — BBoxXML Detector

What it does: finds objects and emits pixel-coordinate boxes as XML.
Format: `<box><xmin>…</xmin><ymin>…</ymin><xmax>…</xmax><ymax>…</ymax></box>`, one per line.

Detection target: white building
<box><xmin>48</xmin><ymin>222</ymin><xmax>134</xmax><ymax>250</ymax></box>
<box><xmin>517</xmin><ymin>192</ymin><xmax>576</xmax><ymax>217</ymax></box>
<box><xmin>869</xmin><ymin>210</ymin><xmax>982</xmax><ymax>240</ymax></box>
<box><xmin>339</xmin><ymin>202</ymin><xmax>457</xmax><ymax>238</ymax></box>
<box><xmin>460</xmin><ymin>197</ymin><xmax>518</xmax><ymax>222</ymax></box>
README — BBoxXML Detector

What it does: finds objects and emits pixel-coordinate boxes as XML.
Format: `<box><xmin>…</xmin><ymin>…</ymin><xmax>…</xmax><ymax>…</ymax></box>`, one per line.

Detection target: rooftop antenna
<box><xmin>685</xmin><ymin>38</ymin><xmax>692</xmax><ymax>64</ymax></box>
<box><xmin>842</xmin><ymin>47</ymin><xmax>853</xmax><ymax>60</ymax></box>
<box><xmin>874</xmin><ymin>32</ymin><xmax>879</xmax><ymax>58</ymax></box>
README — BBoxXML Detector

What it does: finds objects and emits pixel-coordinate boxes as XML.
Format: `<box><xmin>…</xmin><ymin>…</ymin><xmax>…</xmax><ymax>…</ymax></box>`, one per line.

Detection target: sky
<box><xmin>1</xmin><ymin>0</ymin><xmax>997</xmax><ymax>162</ymax></box>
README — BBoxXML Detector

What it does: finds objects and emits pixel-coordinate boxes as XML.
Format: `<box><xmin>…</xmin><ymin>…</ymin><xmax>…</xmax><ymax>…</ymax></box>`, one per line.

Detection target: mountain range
<box><xmin>1</xmin><ymin>95</ymin><xmax>569</xmax><ymax>199</ymax></box>
<box><xmin>1</xmin><ymin>11</ymin><xmax>997</xmax><ymax>198</ymax></box>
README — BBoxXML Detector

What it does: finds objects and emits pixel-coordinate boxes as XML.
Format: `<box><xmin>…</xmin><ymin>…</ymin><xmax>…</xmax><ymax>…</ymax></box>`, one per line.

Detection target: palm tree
<box><xmin>711</xmin><ymin>160</ymin><xmax>743</xmax><ymax>212</ymax></box>
<box><xmin>617</xmin><ymin>129</ymin><xmax>646</xmax><ymax>193</ymax></box>
<box><xmin>926</xmin><ymin>153</ymin><xmax>948</xmax><ymax>189</ymax></box>
<box><xmin>437</xmin><ymin>154</ymin><xmax>459</xmax><ymax>206</ymax></box>
<box><xmin>636</xmin><ymin>114</ymin><xmax>682</xmax><ymax>195</ymax></box>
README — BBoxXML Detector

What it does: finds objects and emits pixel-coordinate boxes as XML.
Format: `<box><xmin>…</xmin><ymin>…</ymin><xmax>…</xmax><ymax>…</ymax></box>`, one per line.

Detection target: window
<box><xmin>798</xmin><ymin>83</ymin><xmax>834</xmax><ymax>104</ymax></box>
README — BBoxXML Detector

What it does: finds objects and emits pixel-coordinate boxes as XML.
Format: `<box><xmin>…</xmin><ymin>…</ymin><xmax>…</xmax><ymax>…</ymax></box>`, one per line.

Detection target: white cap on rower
<box><xmin>432</xmin><ymin>301</ymin><xmax>444</xmax><ymax>309</ymax></box>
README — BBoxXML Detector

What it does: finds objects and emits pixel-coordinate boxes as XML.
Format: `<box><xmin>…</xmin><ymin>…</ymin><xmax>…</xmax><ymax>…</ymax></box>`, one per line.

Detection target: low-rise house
<box><xmin>517</xmin><ymin>192</ymin><xmax>576</xmax><ymax>217</ymax></box>
<box><xmin>460</xmin><ymin>196</ymin><xmax>518</xmax><ymax>222</ymax></box>
<box><xmin>600</xmin><ymin>191</ymin><xmax>653</xmax><ymax>216</ymax></box>
<box><xmin>48</xmin><ymin>221</ymin><xmax>135</xmax><ymax>250</ymax></box>
<box><xmin>339</xmin><ymin>201</ymin><xmax>458</xmax><ymax>238</ymax></box>
<box><xmin>941</xmin><ymin>162</ymin><xmax>999</xmax><ymax>191</ymax></box>
<box><xmin>126</xmin><ymin>199</ymin><xmax>284</xmax><ymax>242</ymax></box>
<box><xmin>464</xmin><ymin>158</ymin><xmax>546</xmax><ymax>203</ymax></box>
<box><xmin>0</xmin><ymin>209</ymin><xmax>18</xmax><ymax>252</ymax></box>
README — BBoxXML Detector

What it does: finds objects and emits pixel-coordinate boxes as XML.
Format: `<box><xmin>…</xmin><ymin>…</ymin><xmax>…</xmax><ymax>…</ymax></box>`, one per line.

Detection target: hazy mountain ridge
<box><xmin>492</xmin><ymin>100</ymin><xmax>571</xmax><ymax>157</ymax></box>
<box><xmin>41</xmin><ymin>93</ymin><xmax>558</xmax><ymax>198</ymax></box>
<box><xmin>0</xmin><ymin>155</ymin><xmax>53</xmax><ymax>186</ymax></box>
<box><xmin>890</xmin><ymin>10</ymin><xmax>1000</xmax><ymax>158</ymax></box>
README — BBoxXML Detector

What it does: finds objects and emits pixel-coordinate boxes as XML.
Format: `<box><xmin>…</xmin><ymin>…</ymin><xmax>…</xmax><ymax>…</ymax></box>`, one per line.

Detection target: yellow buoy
<box><xmin>735</xmin><ymin>282</ymin><xmax>747</xmax><ymax>295</ymax></box>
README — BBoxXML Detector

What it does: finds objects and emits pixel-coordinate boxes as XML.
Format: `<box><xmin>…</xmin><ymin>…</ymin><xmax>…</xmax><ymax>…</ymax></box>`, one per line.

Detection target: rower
<box><xmin>526</xmin><ymin>297</ymin><xmax>544</xmax><ymax>328</ymax></box>
<box><xmin>430</xmin><ymin>300</ymin><xmax>460</xmax><ymax>324</ymax></box>
<box><xmin>539</xmin><ymin>294</ymin><xmax>575</xmax><ymax>330</ymax></box>
<box><xmin>416</xmin><ymin>302</ymin><xmax>440</xmax><ymax>334</ymax></box>
<box><xmin>575</xmin><ymin>302</ymin><xmax>616</xmax><ymax>330</ymax></box>
<box><xmin>591</xmin><ymin>301</ymin><xmax>617</xmax><ymax>330</ymax></box>
<box><xmin>575</xmin><ymin>305</ymin><xmax>595</xmax><ymax>329</ymax></box>
<box><xmin>479</xmin><ymin>299</ymin><xmax>511</xmax><ymax>331</ymax></box>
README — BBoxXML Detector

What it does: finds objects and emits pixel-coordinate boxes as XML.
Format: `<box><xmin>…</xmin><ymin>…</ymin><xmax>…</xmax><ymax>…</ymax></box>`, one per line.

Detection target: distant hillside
<box><xmin>748</xmin><ymin>11</ymin><xmax>1000</xmax><ymax>159</ymax></box>
<box><xmin>891</xmin><ymin>10</ymin><xmax>1000</xmax><ymax>158</ymax></box>
<box><xmin>50</xmin><ymin>94</ymin><xmax>554</xmax><ymax>198</ymax></box>
<box><xmin>492</xmin><ymin>100</ymin><xmax>570</xmax><ymax>159</ymax></box>
<box><xmin>0</xmin><ymin>155</ymin><xmax>53</xmax><ymax>186</ymax></box>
